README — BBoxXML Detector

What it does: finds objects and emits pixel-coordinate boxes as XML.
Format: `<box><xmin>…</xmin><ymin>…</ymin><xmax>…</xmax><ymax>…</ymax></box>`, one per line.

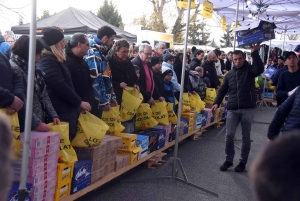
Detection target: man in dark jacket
<box><xmin>132</xmin><ymin>44</ymin><xmax>164</xmax><ymax>105</ymax></box>
<box><xmin>225</xmin><ymin>51</ymin><xmax>233</xmax><ymax>71</ymax></box>
<box><xmin>190</xmin><ymin>49</ymin><xmax>204</xmax><ymax>70</ymax></box>
<box><xmin>0</xmin><ymin>52</ymin><xmax>24</xmax><ymax>113</ymax></box>
<box><xmin>65</xmin><ymin>33</ymin><xmax>94</xmax><ymax>111</ymax></box>
<box><xmin>212</xmin><ymin>43</ymin><xmax>264</xmax><ymax>172</ymax></box>
<box><xmin>201</xmin><ymin>51</ymin><xmax>220</xmax><ymax>89</ymax></box>
<box><xmin>151</xmin><ymin>56</ymin><xmax>165</xmax><ymax>98</ymax></box>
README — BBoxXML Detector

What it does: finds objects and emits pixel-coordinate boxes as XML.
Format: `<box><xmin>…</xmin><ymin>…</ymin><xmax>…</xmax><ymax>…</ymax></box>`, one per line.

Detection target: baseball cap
<box><xmin>285</xmin><ymin>51</ymin><xmax>297</xmax><ymax>60</ymax></box>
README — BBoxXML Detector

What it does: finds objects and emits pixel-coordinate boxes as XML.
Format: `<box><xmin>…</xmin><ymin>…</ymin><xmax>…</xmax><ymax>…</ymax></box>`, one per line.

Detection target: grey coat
<box><xmin>10</xmin><ymin>54</ymin><xmax>58</xmax><ymax>131</ymax></box>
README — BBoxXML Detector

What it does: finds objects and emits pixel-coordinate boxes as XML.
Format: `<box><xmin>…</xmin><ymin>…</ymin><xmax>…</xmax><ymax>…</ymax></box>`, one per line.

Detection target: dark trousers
<box><xmin>59</xmin><ymin>111</ymin><xmax>79</xmax><ymax>141</ymax></box>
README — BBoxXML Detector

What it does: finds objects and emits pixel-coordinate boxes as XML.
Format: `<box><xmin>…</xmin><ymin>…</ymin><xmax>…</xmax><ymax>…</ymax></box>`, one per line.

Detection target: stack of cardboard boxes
<box><xmin>55</xmin><ymin>162</ymin><xmax>74</xmax><ymax>200</ymax></box>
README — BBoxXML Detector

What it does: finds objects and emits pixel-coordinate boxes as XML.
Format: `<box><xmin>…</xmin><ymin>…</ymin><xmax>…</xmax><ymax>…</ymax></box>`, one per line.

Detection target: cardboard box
<box><xmin>55</xmin><ymin>182</ymin><xmax>71</xmax><ymax>201</ymax></box>
<box><xmin>12</xmin><ymin>159</ymin><xmax>58</xmax><ymax>177</ymax></box>
<box><xmin>136</xmin><ymin>135</ymin><xmax>149</xmax><ymax>159</ymax></box>
<box><xmin>117</xmin><ymin>153</ymin><xmax>130</xmax><ymax>168</ymax></box>
<box><xmin>174</xmin><ymin>121</ymin><xmax>185</xmax><ymax>136</ymax></box>
<box><xmin>148</xmin><ymin>129</ymin><xmax>166</xmax><ymax>150</ymax></box>
<box><xmin>180</xmin><ymin>118</ymin><xmax>189</xmax><ymax>135</ymax></box>
<box><xmin>74</xmin><ymin>142</ymin><xmax>107</xmax><ymax>161</ymax></box>
<box><xmin>31</xmin><ymin>185</ymin><xmax>55</xmax><ymax>201</ymax></box>
<box><xmin>8</xmin><ymin>182</ymin><xmax>32</xmax><ymax>201</ymax></box>
<box><xmin>235</xmin><ymin>20</ymin><xmax>276</xmax><ymax>46</ymax></box>
<box><xmin>21</xmin><ymin>131</ymin><xmax>60</xmax><ymax>149</ymax></box>
<box><xmin>200</xmin><ymin>111</ymin><xmax>208</xmax><ymax>127</ymax></box>
<box><xmin>102</xmin><ymin>135</ymin><xmax>123</xmax><ymax>152</ymax></box>
<box><xmin>114</xmin><ymin>133</ymin><xmax>137</xmax><ymax>150</ymax></box>
<box><xmin>117</xmin><ymin>147</ymin><xmax>141</xmax><ymax>164</ymax></box>
<box><xmin>104</xmin><ymin>160</ymin><xmax>115</xmax><ymax>176</ymax></box>
<box><xmin>71</xmin><ymin>160</ymin><xmax>92</xmax><ymax>194</ymax></box>
<box><xmin>196</xmin><ymin>113</ymin><xmax>202</xmax><ymax>129</ymax></box>
<box><xmin>57</xmin><ymin>162</ymin><xmax>74</xmax><ymax>186</ymax></box>
<box><xmin>32</xmin><ymin>178</ymin><xmax>57</xmax><ymax>195</ymax></box>
<box><xmin>181</xmin><ymin>112</ymin><xmax>195</xmax><ymax>125</ymax></box>
<box><xmin>91</xmin><ymin>154</ymin><xmax>106</xmax><ymax>173</ymax></box>
<box><xmin>133</xmin><ymin>131</ymin><xmax>157</xmax><ymax>153</ymax></box>
<box><xmin>154</xmin><ymin>123</ymin><xmax>172</xmax><ymax>146</ymax></box>
<box><xmin>115</xmin><ymin>155</ymin><xmax>124</xmax><ymax>171</ymax></box>
<box><xmin>105</xmin><ymin>150</ymin><xmax>117</xmax><ymax>163</ymax></box>
<box><xmin>203</xmin><ymin>108</ymin><xmax>213</xmax><ymax>125</ymax></box>
<box><xmin>28</xmin><ymin>143</ymin><xmax>59</xmax><ymax>159</ymax></box>
<box><xmin>91</xmin><ymin>166</ymin><xmax>105</xmax><ymax>184</ymax></box>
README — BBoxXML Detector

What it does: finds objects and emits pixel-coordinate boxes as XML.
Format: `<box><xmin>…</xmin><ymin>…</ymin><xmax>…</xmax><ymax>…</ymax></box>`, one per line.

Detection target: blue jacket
<box><xmin>164</xmin><ymin>80</ymin><xmax>176</xmax><ymax>111</ymax></box>
<box><xmin>162</xmin><ymin>62</ymin><xmax>181</xmax><ymax>92</ymax></box>
<box><xmin>0</xmin><ymin>34</ymin><xmax>11</xmax><ymax>59</ymax></box>
<box><xmin>85</xmin><ymin>35</ymin><xmax>115</xmax><ymax>107</ymax></box>
<box><xmin>268</xmin><ymin>87</ymin><xmax>300</xmax><ymax>140</ymax></box>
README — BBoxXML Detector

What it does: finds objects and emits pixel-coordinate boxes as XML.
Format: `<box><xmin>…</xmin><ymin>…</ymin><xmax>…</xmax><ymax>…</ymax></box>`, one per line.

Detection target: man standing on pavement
<box><xmin>201</xmin><ymin>51</ymin><xmax>221</xmax><ymax>89</ymax></box>
<box><xmin>85</xmin><ymin>26</ymin><xmax>117</xmax><ymax>118</ymax></box>
<box><xmin>212</xmin><ymin>43</ymin><xmax>264</xmax><ymax>172</ymax></box>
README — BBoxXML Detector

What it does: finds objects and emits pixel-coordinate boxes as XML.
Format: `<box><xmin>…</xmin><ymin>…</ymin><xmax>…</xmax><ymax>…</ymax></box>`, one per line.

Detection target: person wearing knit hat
<box><xmin>163</xmin><ymin>49</ymin><xmax>174</xmax><ymax>62</ymax></box>
<box><xmin>163</xmin><ymin>69</ymin><xmax>176</xmax><ymax>112</ymax></box>
<box><xmin>42</xmin><ymin>27</ymin><xmax>64</xmax><ymax>47</ymax></box>
<box><xmin>277</xmin><ymin>56</ymin><xmax>285</xmax><ymax>69</ymax></box>
<box><xmin>151</xmin><ymin>56</ymin><xmax>165</xmax><ymax>99</ymax></box>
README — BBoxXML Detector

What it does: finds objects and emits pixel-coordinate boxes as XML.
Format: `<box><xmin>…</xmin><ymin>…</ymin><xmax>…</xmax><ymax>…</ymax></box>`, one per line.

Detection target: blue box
<box><xmin>133</xmin><ymin>131</ymin><xmax>157</xmax><ymax>153</ymax></box>
<box><xmin>235</xmin><ymin>20</ymin><xmax>276</xmax><ymax>46</ymax></box>
<box><xmin>136</xmin><ymin>135</ymin><xmax>149</xmax><ymax>159</ymax></box>
<box><xmin>148</xmin><ymin>129</ymin><xmax>166</xmax><ymax>149</ymax></box>
<box><xmin>264</xmin><ymin>92</ymin><xmax>274</xmax><ymax>99</ymax></box>
<box><xmin>8</xmin><ymin>182</ymin><xmax>32</xmax><ymax>201</ymax></box>
<box><xmin>200</xmin><ymin>112</ymin><xmax>208</xmax><ymax>127</ymax></box>
<box><xmin>196</xmin><ymin>114</ymin><xmax>202</xmax><ymax>129</ymax></box>
<box><xmin>180</xmin><ymin>118</ymin><xmax>189</xmax><ymax>135</ymax></box>
<box><xmin>71</xmin><ymin>160</ymin><xmax>92</xmax><ymax>194</ymax></box>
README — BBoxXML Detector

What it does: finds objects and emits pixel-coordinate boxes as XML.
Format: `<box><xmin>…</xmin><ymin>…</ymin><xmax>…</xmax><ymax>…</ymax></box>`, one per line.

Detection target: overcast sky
<box><xmin>0</xmin><ymin>0</ymin><xmax>223</xmax><ymax>44</ymax></box>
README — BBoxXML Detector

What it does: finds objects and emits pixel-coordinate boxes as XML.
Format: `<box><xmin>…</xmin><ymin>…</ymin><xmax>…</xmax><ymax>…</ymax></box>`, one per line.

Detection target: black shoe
<box><xmin>220</xmin><ymin>161</ymin><xmax>233</xmax><ymax>171</ymax></box>
<box><xmin>234</xmin><ymin>162</ymin><xmax>246</xmax><ymax>172</ymax></box>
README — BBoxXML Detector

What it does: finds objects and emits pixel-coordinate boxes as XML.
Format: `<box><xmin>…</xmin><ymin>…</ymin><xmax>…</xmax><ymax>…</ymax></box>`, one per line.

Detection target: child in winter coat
<box><xmin>195</xmin><ymin>66</ymin><xmax>210</xmax><ymax>100</ymax></box>
<box><xmin>163</xmin><ymin>69</ymin><xmax>176</xmax><ymax>112</ymax></box>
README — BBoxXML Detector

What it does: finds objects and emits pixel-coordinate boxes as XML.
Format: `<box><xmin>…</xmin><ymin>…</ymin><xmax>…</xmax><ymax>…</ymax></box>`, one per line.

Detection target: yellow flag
<box><xmin>201</xmin><ymin>0</ymin><xmax>213</xmax><ymax>19</ymax></box>
<box><xmin>222</xmin><ymin>16</ymin><xmax>227</xmax><ymax>30</ymax></box>
<box><xmin>231</xmin><ymin>21</ymin><xmax>241</xmax><ymax>30</ymax></box>
<box><xmin>177</xmin><ymin>0</ymin><xmax>196</xmax><ymax>9</ymax></box>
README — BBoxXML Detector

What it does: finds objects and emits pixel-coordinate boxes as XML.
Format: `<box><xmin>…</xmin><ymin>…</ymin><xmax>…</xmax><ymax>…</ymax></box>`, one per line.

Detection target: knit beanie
<box><xmin>151</xmin><ymin>56</ymin><xmax>162</xmax><ymax>67</ymax></box>
<box><xmin>162</xmin><ymin>69</ymin><xmax>173</xmax><ymax>77</ymax></box>
<box><xmin>162</xmin><ymin>49</ymin><xmax>174</xmax><ymax>62</ymax></box>
<box><xmin>42</xmin><ymin>27</ymin><xmax>64</xmax><ymax>46</ymax></box>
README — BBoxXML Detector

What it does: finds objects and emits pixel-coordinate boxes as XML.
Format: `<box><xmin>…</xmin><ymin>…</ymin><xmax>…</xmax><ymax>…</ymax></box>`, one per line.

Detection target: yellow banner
<box><xmin>201</xmin><ymin>0</ymin><xmax>213</xmax><ymax>19</ymax></box>
<box><xmin>222</xmin><ymin>16</ymin><xmax>227</xmax><ymax>30</ymax></box>
<box><xmin>177</xmin><ymin>0</ymin><xmax>196</xmax><ymax>9</ymax></box>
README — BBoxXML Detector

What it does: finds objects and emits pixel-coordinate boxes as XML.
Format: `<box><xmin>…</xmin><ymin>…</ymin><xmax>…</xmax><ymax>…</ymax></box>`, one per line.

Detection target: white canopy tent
<box><xmin>261</xmin><ymin>39</ymin><xmax>300</xmax><ymax>51</ymax></box>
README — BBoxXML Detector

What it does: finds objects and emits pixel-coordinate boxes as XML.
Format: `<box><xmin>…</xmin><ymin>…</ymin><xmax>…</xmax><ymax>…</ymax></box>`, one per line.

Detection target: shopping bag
<box><xmin>190</xmin><ymin>94</ymin><xmax>205</xmax><ymax>113</ymax></box>
<box><xmin>166</xmin><ymin>102</ymin><xmax>178</xmax><ymax>124</ymax></box>
<box><xmin>182</xmin><ymin>93</ymin><xmax>191</xmax><ymax>112</ymax></box>
<box><xmin>204</xmin><ymin>88</ymin><xmax>216</xmax><ymax>105</ymax></box>
<box><xmin>48</xmin><ymin>122</ymin><xmax>78</xmax><ymax>163</ymax></box>
<box><xmin>135</xmin><ymin>103</ymin><xmax>158</xmax><ymax>130</ymax></box>
<box><xmin>151</xmin><ymin>101</ymin><xmax>169</xmax><ymax>126</ymax></box>
<box><xmin>102</xmin><ymin>105</ymin><xmax>125</xmax><ymax>135</ymax></box>
<box><xmin>72</xmin><ymin>112</ymin><xmax>108</xmax><ymax>147</ymax></box>
<box><xmin>0</xmin><ymin>109</ymin><xmax>20</xmax><ymax>159</ymax></box>
<box><xmin>201</xmin><ymin>0</ymin><xmax>213</xmax><ymax>19</ymax></box>
<box><xmin>120</xmin><ymin>87</ymin><xmax>143</xmax><ymax>122</ymax></box>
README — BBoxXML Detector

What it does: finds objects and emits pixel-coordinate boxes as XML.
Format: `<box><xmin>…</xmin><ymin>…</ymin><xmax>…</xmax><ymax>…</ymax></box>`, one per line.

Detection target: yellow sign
<box><xmin>177</xmin><ymin>0</ymin><xmax>196</xmax><ymax>9</ymax></box>
<box><xmin>222</xmin><ymin>16</ymin><xmax>227</xmax><ymax>30</ymax></box>
<box><xmin>201</xmin><ymin>0</ymin><xmax>213</xmax><ymax>19</ymax></box>
<box><xmin>231</xmin><ymin>21</ymin><xmax>241</xmax><ymax>30</ymax></box>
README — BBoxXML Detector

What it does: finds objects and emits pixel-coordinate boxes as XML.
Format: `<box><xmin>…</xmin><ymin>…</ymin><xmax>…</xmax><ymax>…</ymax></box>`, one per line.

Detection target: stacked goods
<box><xmin>132</xmin><ymin>130</ymin><xmax>158</xmax><ymax>154</ymax></box>
<box><xmin>136</xmin><ymin>135</ymin><xmax>149</xmax><ymax>159</ymax></box>
<box><xmin>71</xmin><ymin>160</ymin><xmax>92</xmax><ymax>194</ymax></box>
<box><xmin>7</xmin><ymin>182</ymin><xmax>32</xmax><ymax>201</ymax></box>
<box><xmin>115</xmin><ymin>154</ymin><xmax>130</xmax><ymax>171</ymax></box>
<box><xmin>153</xmin><ymin>123</ymin><xmax>172</xmax><ymax>146</ymax></box>
<box><xmin>180</xmin><ymin>118</ymin><xmax>189</xmax><ymax>135</ymax></box>
<box><xmin>12</xmin><ymin>132</ymin><xmax>60</xmax><ymax>201</ymax></box>
<box><xmin>55</xmin><ymin>162</ymin><xmax>74</xmax><ymax>200</ymax></box>
<box><xmin>195</xmin><ymin>113</ymin><xmax>203</xmax><ymax>129</ymax></box>
<box><xmin>147</xmin><ymin>129</ymin><xmax>167</xmax><ymax>150</ymax></box>
<box><xmin>181</xmin><ymin>112</ymin><xmax>196</xmax><ymax>132</ymax></box>
<box><xmin>171</xmin><ymin>122</ymin><xmax>185</xmax><ymax>141</ymax></box>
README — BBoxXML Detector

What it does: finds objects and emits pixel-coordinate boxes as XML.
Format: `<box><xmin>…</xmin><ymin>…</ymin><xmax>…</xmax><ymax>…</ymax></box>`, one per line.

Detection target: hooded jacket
<box><xmin>162</xmin><ymin>61</ymin><xmax>181</xmax><ymax>92</ymax></box>
<box><xmin>0</xmin><ymin>35</ymin><xmax>11</xmax><ymax>59</ymax></box>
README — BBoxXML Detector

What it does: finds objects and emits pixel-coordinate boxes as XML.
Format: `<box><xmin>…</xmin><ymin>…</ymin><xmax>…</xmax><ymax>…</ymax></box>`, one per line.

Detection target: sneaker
<box><xmin>220</xmin><ymin>161</ymin><xmax>233</xmax><ymax>171</ymax></box>
<box><xmin>234</xmin><ymin>162</ymin><xmax>246</xmax><ymax>172</ymax></box>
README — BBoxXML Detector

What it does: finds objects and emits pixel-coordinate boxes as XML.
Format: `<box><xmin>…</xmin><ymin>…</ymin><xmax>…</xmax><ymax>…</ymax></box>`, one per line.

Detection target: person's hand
<box><xmin>10</xmin><ymin>96</ymin><xmax>24</xmax><ymax>112</ymax></box>
<box><xmin>134</xmin><ymin>84</ymin><xmax>140</xmax><ymax>92</ymax></box>
<box><xmin>120</xmin><ymin>82</ymin><xmax>127</xmax><ymax>89</ymax></box>
<box><xmin>6</xmin><ymin>107</ymin><xmax>16</xmax><ymax>115</ymax></box>
<box><xmin>36</xmin><ymin>123</ymin><xmax>50</xmax><ymax>132</ymax></box>
<box><xmin>250</xmin><ymin>42</ymin><xmax>262</xmax><ymax>52</ymax></box>
<box><xmin>211</xmin><ymin>104</ymin><xmax>219</xmax><ymax>114</ymax></box>
<box><xmin>192</xmin><ymin>91</ymin><xmax>196</xmax><ymax>94</ymax></box>
<box><xmin>111</xmin><ymin>99</ymin><xmax>118</xmax><ymax>107</ymax></box>
<box><xmin>216</xmin><ymin>86</ymin><xmax>220</xmax><ymax>89</ymax></box>
<box><xmin>148</xmin><ymin>97</ymin><xmax>155</xmax><ymax>106</ymax></box>
<box><xmin>158</xmin><ymin>97</ymin><xmax>165</xmax><ymax>102</ymax></box>
<box><xmin>80</xmin><ymin>101</ymin><xmax>91</xmax><ymax>112</ymax></box>
<box><xmin>53</xmin><ymin>118</ymin><xmax>60</xmax><ymax>125</ymax></box>
<box><xmin>102</xmin><ymin>104</ymin><xmax>111</xmax><ymax>111</ymax></box>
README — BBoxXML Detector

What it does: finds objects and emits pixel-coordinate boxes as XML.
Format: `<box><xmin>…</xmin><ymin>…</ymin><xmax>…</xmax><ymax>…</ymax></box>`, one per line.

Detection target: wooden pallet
<box><xmin>191</xmin><ymin>130</ymin><xmax>206</xmax><ymax>140</ymax></box>
<box><xmin>214</xmin><ymin>121</ymin><xmax>224</xmax><ymax>129</ymax></box>
<box><xmin>144</xmin><ymin>153</ymin><xmax>167</xmax><ymax>169</ymax></box>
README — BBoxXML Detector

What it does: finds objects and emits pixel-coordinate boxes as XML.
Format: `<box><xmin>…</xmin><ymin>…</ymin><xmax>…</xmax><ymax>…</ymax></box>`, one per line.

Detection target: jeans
<box><xmin>225</xmin><ymin>109</ymin><xmax>254</xmax><ymax>164</ymax></box>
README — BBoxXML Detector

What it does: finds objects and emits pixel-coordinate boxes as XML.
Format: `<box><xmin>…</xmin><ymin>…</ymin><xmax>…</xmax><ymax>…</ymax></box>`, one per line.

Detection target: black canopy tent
<box><xmin>11</xmin><ymin>7</ymin><xmax>137</xmax><ymax>43</ymax></box>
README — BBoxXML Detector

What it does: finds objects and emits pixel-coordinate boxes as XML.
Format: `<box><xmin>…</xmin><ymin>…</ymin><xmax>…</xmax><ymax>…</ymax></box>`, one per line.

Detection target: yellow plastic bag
<box><xmin>204</xmin><ymin>88</ymin><xmax>216</xmax><ymax>105</ymax></box>
<box><xmin>0</xmin><ymin>109</ymin><xmax>20</xmax><ymax>159</ymax></box>
<box><xmin>201</xmin><ymin>0</ymin><xmax>214</xmax><ymax>19</ymax></box>
<box><xmin>166</xmin><ymin>102</ymin><xmax>178</xmax><ymax>124</ymax></box>
<box><xmin>120</xmin><ymin>87</ymin><xmax>143</xmax><ymax>122</ymax></box>
<box><xmin>48</xmin><ymin>122</ymin><xmax>78</xmax><ymax>163</ymax></box>
<box><xmin>135</xmin><ymin>103</ymin><xmax>158</xmax><ymax>130</ymax></box>
<box><xmin>72</xmin><ymin>112</ymin><xmax>108</xmax><ymax>147</ymax></box>
<box><xmin>182</xmin><ymin>93</ymin><xmax>191</xmax><ymax>112</ymax></box>
<box><xmin>151</xmin><ymin>101</ymin><xmax>169</xmax><ymax>126</ymax></box>
<box><xmin>190</xmin><ymin>94</ymin><xmax>205</xmax><ymax>113</ymax></box>
<box><xmin>102</xmin><ymin>105</ymin><xmax>125</xmax><ymax>135</ymax></box>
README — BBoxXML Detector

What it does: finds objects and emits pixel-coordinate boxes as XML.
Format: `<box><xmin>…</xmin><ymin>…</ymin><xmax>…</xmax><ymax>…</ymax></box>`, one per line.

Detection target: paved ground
<box><xmin>76</xmin><ymin>107</ymin><xmax>276</xmax><ymax>201</ymax></box>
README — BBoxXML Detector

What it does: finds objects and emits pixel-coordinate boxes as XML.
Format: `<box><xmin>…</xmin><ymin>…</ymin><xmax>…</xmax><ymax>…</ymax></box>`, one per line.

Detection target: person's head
<box><xmin>272</xmin><ymin>59</ymin><xmax>278</xmax><ymax>66</ymax></box>
<box><xmin>151</xmin><ymin>56</ymin><xmax>163</xmax><ymax>72</ymax></box>
<box><xmin>214</xmin><ymin>49</ymin><xmax>221</xmax><ymax>58</ymax></box>
<box><xmin>250</xmin><ymin>132</ymin><xmax>300</xmax><ymax>201</ymax></box>
<box><xmin>168</xmin><ymin>48</ymin><xmax>175</xmax><ymax>56</ymax></box>
<box><xmin>111</xmin><ymin>38</ymin><xmax>130</xmax><ymax>61</ymax></box>
<box><xmin>163</xmin><ymin>69</ymin><xmax>173</xmax><ymax>82</ymax></box>
<box><xmin>134</xmin><ymin>65</ymin><xmax>140</xmax><ymax>79</ymax></box>
<box><xmin>42</xmin><ymin>27</ymin><xmax>66</xmax><ymax>63</ymax></box>
<box><xmin>12</xmin><ymin>35</ymin><xmax>44</xmax><ymax>63</ymax></box>
<box><xmin>129</xmin><ymin>43</ymin><xmax>139</xmax><ymax>58</ymax></box>
<box><xmin>6</xmin><ymin>35</ymin><xmax>16</xmax><ymax>46</ymax></box>
<box><xmin>97</xmin><ymin>26</ymin><xmax>116</xmax><ymax>48</ymax></box>
<box><xmin>191</xmin><ymin>46</ymin><xmax>197</xmax><ymax>53</ymax></box>
<box><xmin>285</xmin><ymin>51</ymin><xmax>298</xmax><ymax>68</ymax></box>
<box><xmin>139</xmin><ymin>43</ymin><xmax>152</xmax><ymax>63</ymax></box>
<box><xmin>69</xmin><ymin>33</ymin><xmax>89</xmax><ymax>57</ymax></box>
<box><xmin>227</xmin><ymin>51</ymin><xmax>233</xmax><ymax>61</ymax></box>
<box><xmin>187</xmin><ymin>48</ymin><xmax>191</xmax><ymax>56</ymax></box>
<box><xmin>207</xmin><ymin>51</ymin><xmax>218</xmax><ymax>63</ymax></box>
<box><xmin>195</xmin><ymin>50</ymin><xmax>205</xmax><ymax>61</ymax></box>
<box><xmin>294</xmin><ymin>45</ymin><xmax>300</xmax><ymax>54</ymax></box>
<box><xmin>162</xmin><ymin>49</ymin><xmax>175</xmax><ymax>65</ymax></box>
<box><xmin>195</xmin><ymin>66</ymin><xmax>204</xmax><ymax>77</ymax></box>
<box><xmin>278</xmin><ymin>56</ymin><xmax>284</xmax><ymax>65</ymax></box>
<box><xmin>219</xmin><ymin>51</ymin><xmax>226</xmax><ymax>60</ymax></box>
<box><xmin>267</xmin><ymin>59</ymin><xmax>272</xmax><ymax>65</ymax></box>
<box><xmin>154</xmin><ymin>42</ymin><xmax>166</xmax><ymax>56</ymax></box>
<box><xmin>232</xmin><ymin>50</ymin><xmax>246</xmax><ymax>68</ymax></box>
<box><xmin>4</xmin><ymin>30</ymin><xmax>14</xmax><ymax>39</ymax></box>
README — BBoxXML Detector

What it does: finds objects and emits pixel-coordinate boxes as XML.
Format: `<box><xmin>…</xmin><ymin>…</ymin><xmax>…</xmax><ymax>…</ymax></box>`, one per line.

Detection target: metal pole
<box><xmin>267</xmin><ymin>40</ymin><xmax>271</xmax><ymax>62</ymax></box>
<box><xmin>282</xmin><ymin>30</ymin><xmax>286</xmax><ymax>56</ymax></box>
<box><xmin>233</xmin><ymin>0</ymin><xmax>240</xmax><ymax>51</ymax></box>
<box><xmin>18</xmin><ymin>0</ymin><xmax>37</xmax><ymax>200</ymax></box>
<box><xmin>173</xmin><ymin>0</ymin><xmax>192</xmax><ymax>179</ymax></box>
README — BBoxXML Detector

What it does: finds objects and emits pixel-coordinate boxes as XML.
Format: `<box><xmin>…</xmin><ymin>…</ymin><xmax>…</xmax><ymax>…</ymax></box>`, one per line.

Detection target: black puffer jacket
<box><xmin>190</xmin><ymin>58</ymin><xmax>202</xmax><ymax>70</ymax></box>
<box><xmin>214</xmin><ymin>51</ymin><xmax>264</xmax><ymax>110</ymax></box>
<box><xmin>201</xmin><ymin>60</ymin><xmax>220</xmax><ymax>88</ymax></box>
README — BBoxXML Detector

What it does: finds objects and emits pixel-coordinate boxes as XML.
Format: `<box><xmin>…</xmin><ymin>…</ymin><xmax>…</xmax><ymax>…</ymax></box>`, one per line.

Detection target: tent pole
<box><xmin>18</xmin><ymin>0</ymin><xmax>37</xmax><ymax>200</ymax></box>
<box><xmin>282</xmin><ymin>30</ymin><xmax>286</xmax><ymax>56</ymax></box>
<box><xmin>233</xmin><ymin>0</ymin><xmax>240</xmax><ymax>51</ymax></box>
<box><xmin>267</xmin><ymin>40</ymin><xmax>271</xmax><ymax>62</ymax></box>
